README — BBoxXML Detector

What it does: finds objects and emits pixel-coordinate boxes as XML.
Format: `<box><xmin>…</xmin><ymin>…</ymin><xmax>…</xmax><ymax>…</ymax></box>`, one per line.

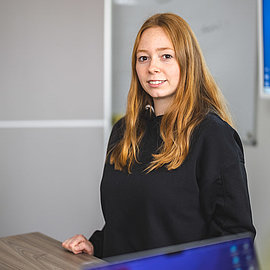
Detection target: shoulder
<box><xmin>198</xmin><ymin>112</ymin><xmax>233</xmax><ymax>135</ymax></box>
<box><xmin>196</xmin><ymin>113</ymin><xmax>240</xmax><ymax>145</ymax></box>
<box><xmin>107</xmin><ymin>117</ymin><xmax>126</xmax><ymax>149</ymax></box>
<box><xmin>112</xmin><ymin>117</ymin><xmax>125</xmax><ymax>134</ymax></box>
<box><xmin>192</xmin><ymin>112</ymin><xmax>244</xmax><ymax>165</ymax></box>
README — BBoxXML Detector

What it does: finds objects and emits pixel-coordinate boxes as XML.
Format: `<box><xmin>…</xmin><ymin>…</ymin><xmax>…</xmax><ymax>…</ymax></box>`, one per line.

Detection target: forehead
<box><xmin>137</xmin><ymin>26</ymin><xmax>174</xmax><ymax>50</ymax></box>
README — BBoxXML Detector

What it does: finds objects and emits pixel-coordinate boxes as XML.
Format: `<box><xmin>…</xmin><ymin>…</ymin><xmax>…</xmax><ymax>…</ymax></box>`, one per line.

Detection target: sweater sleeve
<box><xmin>89</xmin><ymin>228</ymin><xmax>104</xmax><ymax>258</ymax></box>
<box><xmin>195</xmin><ymin>115</ymin><xmax>256</xmax><ymax>238</ymax></box>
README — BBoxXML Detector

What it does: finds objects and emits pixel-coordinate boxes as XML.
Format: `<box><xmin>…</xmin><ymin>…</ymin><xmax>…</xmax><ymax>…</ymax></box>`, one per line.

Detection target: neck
<box><xmin>153</xmin><ymin>96</ymin><xmax>174</xmax><ymax>116</ymax></box>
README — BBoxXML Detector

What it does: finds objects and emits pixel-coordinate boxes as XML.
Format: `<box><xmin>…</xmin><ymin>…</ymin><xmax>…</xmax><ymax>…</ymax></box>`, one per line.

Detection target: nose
<box><xmin>148</xmin><ymin>58</ymin><xmax>160</xmax><ymax>73</ymax></box>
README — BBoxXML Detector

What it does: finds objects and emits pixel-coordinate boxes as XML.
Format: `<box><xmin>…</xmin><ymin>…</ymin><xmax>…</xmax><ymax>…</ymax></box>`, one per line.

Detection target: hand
<box><xmin>62</xmin><ymin>234</ymin><xmax>94</xmax><ymax>255</ymax></box>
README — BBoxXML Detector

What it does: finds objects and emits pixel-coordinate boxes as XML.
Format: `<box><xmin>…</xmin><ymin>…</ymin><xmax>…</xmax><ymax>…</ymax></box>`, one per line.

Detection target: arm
<box><xmin>61</xmin><ymin>229</ymin><xmax>105</xmax><ymax>258</ymax></box>
<box><xmin>195</xmin><ymin>116</ymin><xmax>256</xmax><ymax>238</ymax></box>
<box><xmin>89</xmin><ymin>229</ymin><xmax>104</xmax><ymax>258</ymax></box>
<box><xmin>199</xmin><ymin>160</ymin><xmax>256</xmax><ymax>238</ymax></box>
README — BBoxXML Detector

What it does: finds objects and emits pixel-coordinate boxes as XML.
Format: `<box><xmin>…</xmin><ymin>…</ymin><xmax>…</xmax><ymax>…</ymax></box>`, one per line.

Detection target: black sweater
<box><xmin>90</xmin><ymin>112</ymin><xmax>255</xmax><ymax>258</ymax></box>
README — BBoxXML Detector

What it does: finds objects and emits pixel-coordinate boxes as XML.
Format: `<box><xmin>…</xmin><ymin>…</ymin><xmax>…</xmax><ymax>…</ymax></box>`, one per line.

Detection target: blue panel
<box><xmin>264</xmin><ymin>0</ymin><xmax>270</xmax><ymax>93</ymax></box>
<box><xmin>84</xmin><ymin>236</ymin><xmax>259</xmax><ymax>270</ymax></box>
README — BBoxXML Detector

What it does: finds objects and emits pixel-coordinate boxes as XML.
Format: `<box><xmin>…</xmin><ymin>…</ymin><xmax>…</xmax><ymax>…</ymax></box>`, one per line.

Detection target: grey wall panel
<box><xmin>0</xmin><ymin>0</ymin><xmax>104</xmax><ymax>120</ymax></box>
<box><xmin>0</xmin><ymin>127</ymin><xmax>105</xmax><ymax>241</ymax></box>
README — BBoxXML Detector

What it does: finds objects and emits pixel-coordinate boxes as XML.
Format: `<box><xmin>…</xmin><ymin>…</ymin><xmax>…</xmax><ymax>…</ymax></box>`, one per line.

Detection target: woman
<box><xmin>62</xmin><ymin>13</ymin><xmax>255</xmax><ymax>258</ymax></box>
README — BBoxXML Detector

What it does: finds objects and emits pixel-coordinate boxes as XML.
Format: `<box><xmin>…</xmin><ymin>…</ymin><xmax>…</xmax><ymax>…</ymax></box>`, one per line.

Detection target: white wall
<box><xmin>0</xmin><ymin>0</ymin><xmax>105</xmax><ymax>242</ymax></box>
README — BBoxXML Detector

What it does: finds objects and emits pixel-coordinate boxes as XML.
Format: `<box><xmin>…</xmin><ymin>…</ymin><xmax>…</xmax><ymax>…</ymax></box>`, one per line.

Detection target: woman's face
<box><xmin>136</xmin><ymin>26</ymin><xmax>180</xmax><ymax>112</ymax></box>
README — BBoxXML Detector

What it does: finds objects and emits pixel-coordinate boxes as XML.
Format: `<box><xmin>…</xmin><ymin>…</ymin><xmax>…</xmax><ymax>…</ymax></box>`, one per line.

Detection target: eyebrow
<box><xmin>136</xmin><ymin>47</ymin><xmax>174</xmax><ymax>53</ymax></box>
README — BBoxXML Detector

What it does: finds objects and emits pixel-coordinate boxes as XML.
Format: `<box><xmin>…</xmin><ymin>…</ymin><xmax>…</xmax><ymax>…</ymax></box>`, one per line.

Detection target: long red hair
<box><xmin>110</xmin><ymin>13</ymin><xmax>233</xmax><ymax>173</ymax></box>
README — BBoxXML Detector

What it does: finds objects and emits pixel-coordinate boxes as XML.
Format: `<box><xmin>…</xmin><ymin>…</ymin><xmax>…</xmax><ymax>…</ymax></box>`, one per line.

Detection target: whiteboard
<box><xmin>111</xmin><ymin>0</ymin><xmax>257</xmax><ymax>144</ymax></box>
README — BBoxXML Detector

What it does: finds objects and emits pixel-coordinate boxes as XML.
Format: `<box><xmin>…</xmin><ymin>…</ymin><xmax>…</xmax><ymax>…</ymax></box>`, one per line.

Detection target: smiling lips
<box><xmin>148</xmin><ymin>80</ymin><xmax>167</xmax><ymax>86</ymax></box>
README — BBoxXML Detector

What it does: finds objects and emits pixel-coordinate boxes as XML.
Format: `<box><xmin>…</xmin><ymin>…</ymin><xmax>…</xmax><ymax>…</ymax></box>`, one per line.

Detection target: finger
<box><xmin>62</xmin><ymin>238</ymin><xmax>73</xmax><ymax>250</ymax></box>
<box><xmin>62</xmin><ymin>237</ymin><xmax>74</xmax><ymax>247</ymax></box>
<box><xmin>69</xmin><ymin>235</ymin><xmax>86</xmax><ymax>250</ymax></box>
<box><xmin>71</xmin><ymin>242</ymin><xmax>90</xmax><ymax>255</ymax></box>
<box><xmin>62</xmin><ymin>235</ymin><xmax>85</xmax><ymax>252</ymax></box>
<box><xmin>77</xmin><ymin>242</ymin><xmax>94</xmax><ymax>255</ymax></box>
<box><xmin>62</xmin><ymin>236</ymin><xmax>78</xmax><ymax>250</ymax></box>
<box><xmin>72</xmin><ymin>245</ymin><xmax>83</xmax><ymax>254</ymax></box>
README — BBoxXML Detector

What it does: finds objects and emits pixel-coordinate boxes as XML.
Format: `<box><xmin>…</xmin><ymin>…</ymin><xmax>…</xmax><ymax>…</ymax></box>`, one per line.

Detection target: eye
<box><xmin>162</xmin><ymin>54</ymin><xmax>173</xmax><ymax>60</ymax></box>
<box><xmin>137</xmin><ymin>56</ymin><xmax>148</xmax><ymax>62</ymax></box>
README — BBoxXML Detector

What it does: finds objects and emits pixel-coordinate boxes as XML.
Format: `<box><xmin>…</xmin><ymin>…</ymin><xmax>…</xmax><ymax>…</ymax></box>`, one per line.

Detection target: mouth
<box><xmin>147</xmin><ymin>80</ymin><xmax>167</xmax><ymax>86</ymax></box>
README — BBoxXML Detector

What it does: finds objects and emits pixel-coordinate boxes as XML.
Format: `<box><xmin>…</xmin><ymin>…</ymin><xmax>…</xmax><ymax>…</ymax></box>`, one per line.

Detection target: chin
<box><xmin>147</xmin><ymin>90</ymin><xmax>166</xmax><ymax>98</ymax></box>
<box><xmin>150</xmin><ymin>92</ymin><xmax>170</xmax><ymax>99</ymax></box>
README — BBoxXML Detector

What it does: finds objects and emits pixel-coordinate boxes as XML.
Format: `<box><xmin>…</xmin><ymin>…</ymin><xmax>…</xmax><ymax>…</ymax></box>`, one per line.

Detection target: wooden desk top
<box><xmin>0</xmin><ymin>232</ymin><xmax>103</xmax><ymax>270</ymax></box>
